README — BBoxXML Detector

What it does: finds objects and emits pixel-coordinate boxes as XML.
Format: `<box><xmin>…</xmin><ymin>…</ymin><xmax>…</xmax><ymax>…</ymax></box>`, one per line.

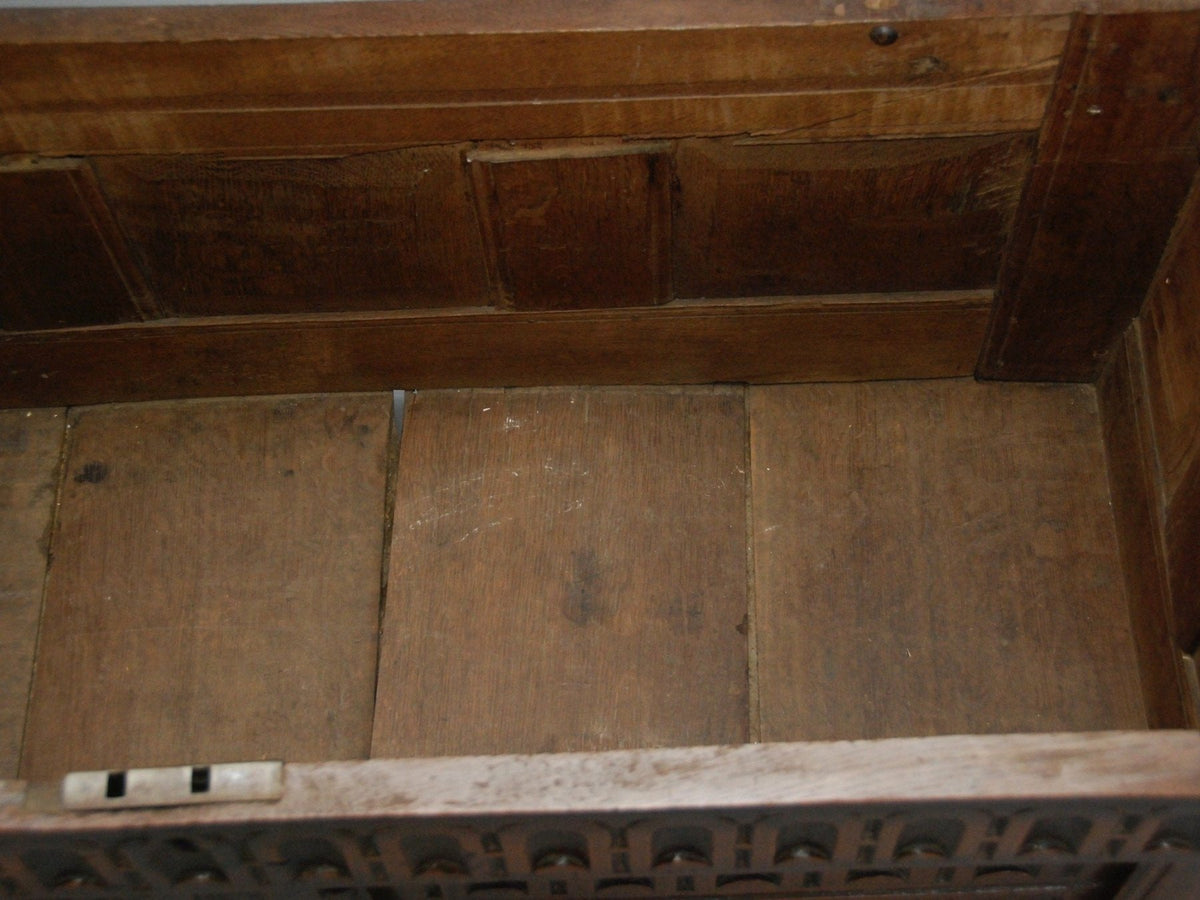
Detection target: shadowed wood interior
<box><xmin>0</xmin><ymin>161</ymin><xmax>151</xmax><ymax>331</ymax></box>
<box><xmin>18</xmin><ymin>395</ymin><xmax>391</xmax><ymax>781</ymax></box>
<box><xmin>1</xmin><ymin>2</ymin><xmax>1200</xmax><ymax>893</ymax></box>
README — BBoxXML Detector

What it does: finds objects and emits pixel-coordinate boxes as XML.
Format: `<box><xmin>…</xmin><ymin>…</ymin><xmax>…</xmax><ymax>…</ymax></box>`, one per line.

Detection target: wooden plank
<box><xmin>752</xmin><ymin>380</ymin><xmax>1146</xmax><ymax>742</ymax></box>
<box><xmin>0</xmin><ymin>292</ymin><xmax>992</xmax><ymax>409</ymax></box>
<box><xmin>0</xmin><ymin>15</ymin><xmax>1067</xmax><ymax>153</ymax></box>
<box><xmin>0</xmin><ymin>1</ymin><xmax>1085</xmax><ymax>46</ymax></box>
<box><xmin>8</xmin><ymin>733</ymin><xmax>1200</xmax><ymax>825</ymax></box>
<box><xmin>92</xmin><ymin>149</ymin><xmax>491</xmax><ymax>317</ymax></box>
<box><xmin>371</xmin><ymin>387</ymin><xmax>748</xmax><ymax>757</ymax></box>
<box><xmin>0</xmin><ymin>409</ymin><xmax>64</xmax><ymax>778</ymax></box>
<box><xmin>3</xmin><ymin>735</ymin><xmax>1200</xmax><ymax>896</ymax></box>
<box><xmin>0</xmin><ymin>85</ymin><xmax>1059</xmax><ymax>156</ymax></box>
<box><xmin>1097</xmin><ymin>328</ymin><xmax>1191</xmax><ymax>728</ymax></box>
<box><xmin>19</xmin><ymin>394</ymin><xmax>390</xmax><ymax>781</ymax></box>
<box><xmin>1140</xmin><ymin>178</ymin><xmax>1200</xmax><ymax>500</ymax></box>
<box><xmin>1132</xmin><ymin>173</ymin><xmax>1200</xmax><ymax>658</ymax></box>
<box><xmin>674</xmin><ymin>135</ymin><xmax>1034</xmax><ymax>299</ymax></box>
<box><xmin>979</xmin><ymin>11</ymin><xmax>1200</xmax><ymax>381</ymax></box>
<box><xmin>0</xmin><ymin>160</ymin><xmax>152</xmax><ymax>330</ymax></box>
<box><xmin>472</xmin><ymin>149</ymin><xmax>671</xmax><ymax>310</ymax></box>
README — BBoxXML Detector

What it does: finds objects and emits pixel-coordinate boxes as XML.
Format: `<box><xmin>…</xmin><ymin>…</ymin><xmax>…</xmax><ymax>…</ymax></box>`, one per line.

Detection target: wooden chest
<box><xmin>2</xmin><ymin>1</ymin><xmax>1200</xmax><ymax>896</ymax></box>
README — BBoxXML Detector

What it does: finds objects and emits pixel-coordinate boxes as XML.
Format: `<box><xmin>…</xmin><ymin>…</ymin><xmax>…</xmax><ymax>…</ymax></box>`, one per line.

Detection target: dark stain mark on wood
<box><xmin>667</xmin><ymin>592</ymin><xmax>705</xmax><ymax>636</ymax></box>
<box><xmin>72</xmin><ymin>461</ymin><xmax>108</xmax><ymax>484</ymax></box>
<box><xmin>0</xmin><ymin>424</ymin><xmax>29</xmax><ymax>454</ymax></box>
<box><xmin>562</xmin><ymin>548</ymin><xmax>613</xmax><ymax>626</ymax></box>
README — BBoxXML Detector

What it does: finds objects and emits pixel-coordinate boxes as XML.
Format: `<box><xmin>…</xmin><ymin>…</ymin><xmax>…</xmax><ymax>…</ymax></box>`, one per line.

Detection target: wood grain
<box><xmin>9</xmin><ymin>732</ymin><xmax>1200</xmax><ymax>826</ymax></box>
<box><xmin>752</xmin><ymin>380</ymin><xmax>1146</xmax><ymax>741</ymax></box>
<box><xmin>371</xmin><ymin>387</ymin><xmax>748</xmax><ymax>757</ymax></box>
<box><xmin>1139</xmin><ymin>178</ymin><xmax>1200</xmax><ymax>653</ymax></box>
<box><xmin>19</xmin><ymin>394</ymin><xmax>390</xmax><ymax>781</ymax></box>
<box><xmin>0</xmin><ymin>160</ymin><xmax>151</xmax><ymax>330</ymax></box>
<box><xmin>93</xmin><ymin>148</ymin><xmax>490</xmax><ymax>317</ymax></box>
<box><xmin>0</xmin><ymin>15</ymin><xmax>1067</xmax><ymax>153</ymax></box>
<box><xmin>1097</xmin><ymin>327</ymin><xmax>1190</xmax><ymax>728</ymax></box>
<box><xmin>0</xmin><ymin>292</ymin><xmax>992</xmax><ymax>409</ymax></box>
<box><xmin>0</xmin><ymin>409</ymin><xmax>64</xmax><ymax>778</ymax></box>
<box><xmin>980</xmin><ymin>11</ymin><xmax>1200</xmax><ymax>381</ymax></box>
<box><xmin>674</xmin><ymin>135</ymin><xmax>1034</xmax><ymax>299</ymax></box>
<box><xmin>1141</xmin><ymin>178</ymin><xmax>1200</xmax><ymax>502</ymax></box>
<box><xmin>472</xmin><ymin>149</ymin><xmax>670</xmax><ymax>310</ymax></box>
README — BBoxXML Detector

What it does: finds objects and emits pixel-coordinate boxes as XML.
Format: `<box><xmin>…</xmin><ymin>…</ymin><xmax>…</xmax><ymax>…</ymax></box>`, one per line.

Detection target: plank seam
<box><xmin>15</xmin><ymin>409</ymin><xmax>71</xmax><ymax>779</ymax></box>
<box><xmin>744</xmin><ymin>387</ymin><xmax>761</xmax><ymax>744</ymax></box>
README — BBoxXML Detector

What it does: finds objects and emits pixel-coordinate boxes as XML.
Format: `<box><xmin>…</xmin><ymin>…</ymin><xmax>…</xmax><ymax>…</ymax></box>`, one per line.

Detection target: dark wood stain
<box><xmin>371</xmin><ymin>387</ymin><xmax>749</xmax><ymax>757</ymax></box>
<box><xmin>562</xmin><ymin>548</ymin><xmax>614</xmax><ymax>626</ymax></box>
<box><xmin>72</xmin><ymin>461</ymin><xmax>109</xmax><ymax>484</ymax></box>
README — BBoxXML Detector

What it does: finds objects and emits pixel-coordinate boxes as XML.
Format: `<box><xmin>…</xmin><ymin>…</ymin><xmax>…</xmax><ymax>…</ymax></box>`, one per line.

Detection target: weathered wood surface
<box><xmin>0</xmin><ymin>11</ymin><xmax>1068</xmax><ymax>153</ymax></box>
<box><xmin>0</xmin><ymin>409</ymin><xmax>64</xmax><ymax>778</ymax></box>
<box><xmin>980</xmin><ymin>11</ymin><xmax>1200</xmax><ymax>381</ymax></box>
<box><xmin>20</xmin><ymin>395</ymin><xmax>390</xmax><ymax>781</ymax></box>
<box><xmin>1098</xmin><ymin>329</ymin><xmax>1192</xmax><ymax>728</ymax></box>
<box><xmin>674</xmin><ymin>135</ymin><xmax>1034</xmax><ymax>299</ymax></box>
<box><xmin>472</xmin><ymin>148</ymin><xmax>671</xmax><ymax>310</ymax></box>
<box><xmin>372</xmin><ymin>387</ymin><xmax>749</xmax><ymax>757</ymax></box>
<box><xmin>752</xmin><ymin>380</ymin><xmax>1146</xmax><ymax>741</ymax></box>
<box><xmin>0</xmin><ymin>293</ymin><xmax>992</xmax><ymax>409</ymax></box>
<box><xmin>0</xmin><ymin>161</ymin><xmax>151</xmax><ymax>330</ymax></box>
<box><xmin>9</xmin><ymin>733</ymin><xmax>1200</xmax><ymax>824</ymax></box>
<box><xmin>92</xmin><ymin>148</ymin><xmax>490</xmax><ymax>316</ymax></box>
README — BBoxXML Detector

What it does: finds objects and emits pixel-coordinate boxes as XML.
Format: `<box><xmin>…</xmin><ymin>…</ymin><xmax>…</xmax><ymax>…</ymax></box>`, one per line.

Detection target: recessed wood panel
<box><xmin>673</xmin><ymin>135</ymin><xmax>1033</xmax><ymax>299</ymax></box>
<box><xmin>0</xmin><ymin>408</ymin><xmax>65</xmax><ymax>778</ymax></box>
<box><xmin>0</xmin><ymin>293</ymin><xmax>992</xmax><ymax>408</ymax></box>
<box><xmin>752</xmin><ymin>380</ymin><xmax>1146</xmax><ymax>741</ymax></box>
<box><xmin>20</xmin><ymin>394</ymin><xmax>390</xmax><ymax>781</ymax></box>
<box><xmin>0</xmin><ymin>161</ymin><xmax>151</xmax><ymax>330</ymax></box>
<box><xmin>472</xmin><ymin>150</ymin><xmax>670</xmax><ymax>310</ymax></box>
<box><xmin>980</xmin><ymin>11</ymin><xmax>1200</xmax><ymax>381</ymax></box>
<box><xmin>93</xmin><ymin>149</ymin><xmax>490</xmax><ymax>316</ymax></box>
<box><xmin>0</xmin><ymin>14</ymin><xmax>1067</xmax><ymax>153</ymax></box>
<box><xmin>371</xmin><ymin>387</ymin><xmax>748</xmax><ymax>757</ymax></box>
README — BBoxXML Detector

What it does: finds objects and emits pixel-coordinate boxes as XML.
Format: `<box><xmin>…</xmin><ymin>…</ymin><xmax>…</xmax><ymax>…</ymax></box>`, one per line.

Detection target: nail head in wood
<box><xmin>869</xmin><ymin>25</ymin><xmax>900</xmax><ymax>46</ymax></box>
